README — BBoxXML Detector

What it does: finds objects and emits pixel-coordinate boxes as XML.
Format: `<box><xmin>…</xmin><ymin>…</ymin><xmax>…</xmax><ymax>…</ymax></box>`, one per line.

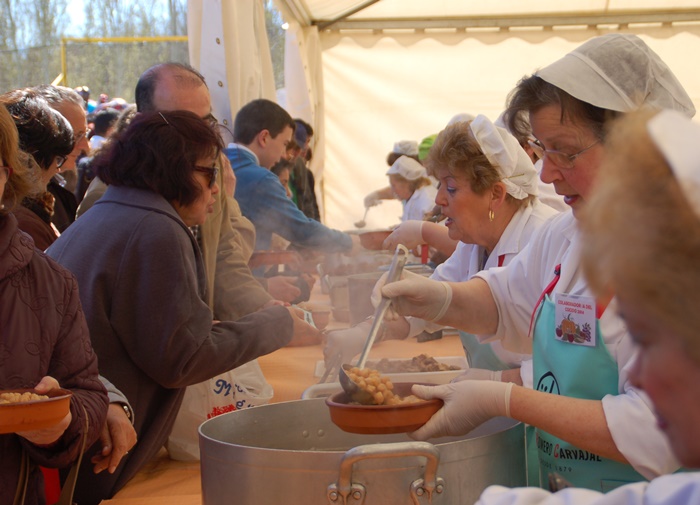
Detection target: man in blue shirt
<box><xmin>226</xmin><ymin>99</ymin><xmax>359</xmax><ymax>255</ymax></box>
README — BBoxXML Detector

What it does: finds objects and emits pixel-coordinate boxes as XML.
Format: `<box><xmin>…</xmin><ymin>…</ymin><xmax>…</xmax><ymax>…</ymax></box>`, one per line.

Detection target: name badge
<box><xmin>553</xmin><ymin>293</ymin><xmax>596</xmax><ymax>347</ymax></box>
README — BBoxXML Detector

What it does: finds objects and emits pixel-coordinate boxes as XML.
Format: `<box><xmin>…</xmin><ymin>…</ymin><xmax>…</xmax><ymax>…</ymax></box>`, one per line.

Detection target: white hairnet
<box><xmin>446</xmin><ymin>112</ymin><xmax>476</xmax><ymax>127</ymax></box>
<box><xmin>386</xmin><ymin>155</ymin><xmax>427</xmax><ymax>181</ymax></box>
<box><xmin>537</xmin><ymin>34</ymin><xmax>695</xmax><ymax>118</ymax></box>
<box><xmin>647</xmin><ymin>109</ymin><xmax>700</xmax><ymax>218</ymax></box>
<box><xmin>392</xmin><ymin>140</ymin><xmax>419</xmax><ymax>156</ymax></box>
<box><xmin>470</xmin><ymin>115</ymin><xmax>539</xmax><ymax>199</ymax></box>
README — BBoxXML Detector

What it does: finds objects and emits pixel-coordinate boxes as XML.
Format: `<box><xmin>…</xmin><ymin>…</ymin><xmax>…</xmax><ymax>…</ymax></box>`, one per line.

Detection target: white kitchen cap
<box><xmin>386</xmin><ymin>155</ymin><xmax>427</xmax><ymax>181</ymax></box>
<box><xmin>470</xmin><ymin>114</ymin><xmax>539</xmax><ymax>199</ymax></box>
<box><xmin>537</xmin><ymin>34</ymin><xmax>695</xmax><ymax>118</ymax></box>
<box><xmin>647</xmin><ymin>109</ymin><xmax>700</xmax><ymax>217</ymax></box>
<box><xmin>446</xmin><ymin>112</ymin><xmax>476</xmax><ymax>127</ymax></box>
<box><xmin>392</xmin><ymin>140</ymin><xmax>419</xmax><ymax>156</ymax></box>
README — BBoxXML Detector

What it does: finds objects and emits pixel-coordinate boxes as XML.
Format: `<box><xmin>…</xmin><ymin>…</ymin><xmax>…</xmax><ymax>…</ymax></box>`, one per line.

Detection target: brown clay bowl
<box><xmin>326</xmin><ymin>382</ymin><xmax>442</xmax><ymax>434</ymax></box>
<box><xmin>358</xmin><ymin>230</ymin><xmax>392</xmax><ymax>251</ymax></box>
<box><xmin>0</xmin><ymin>388</ymin><xmax>72</xmax><ymax>434</ymax></box>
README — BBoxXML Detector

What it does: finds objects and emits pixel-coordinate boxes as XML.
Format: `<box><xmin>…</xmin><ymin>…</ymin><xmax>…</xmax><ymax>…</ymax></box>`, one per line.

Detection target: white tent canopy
<box><xmin>189</xmin><ymin>1</ymin><xmax>700</xmax><ymax>230</ymax></box>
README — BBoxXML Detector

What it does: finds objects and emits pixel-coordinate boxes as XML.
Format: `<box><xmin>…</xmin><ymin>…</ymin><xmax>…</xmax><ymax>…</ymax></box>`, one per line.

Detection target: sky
<box><xmin>65</xmin><ymin>0</ymin><xmax>85</xmax><ymax>36</ymax></box>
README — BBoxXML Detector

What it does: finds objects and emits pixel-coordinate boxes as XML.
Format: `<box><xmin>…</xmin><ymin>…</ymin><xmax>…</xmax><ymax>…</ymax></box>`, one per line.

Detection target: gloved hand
<box><xmin>451</xmin><ymin>368</ymin><xmax>503</xmax><ymax>383</ymax></box>
<box><xmin>323</xmin><ymin>319</ymin><xmax>374</xmax><ymax>368</ymax></box>
<box><xmin>382</xmin><ymin>220</ymin><xmax>425</xmax><ymax>251</ymax></box>
<box><xmin>409</xmin><ymin>380</ymin><xmax>513</xmax><ymax>440</ymax></box>
<box><xmin>364</xmin><ymin>190</ymin><xmax>382</xmax><ymax>208</ymax></box>
<box><xmin>370</xmin><ymin>270</ymin><xmax>452</xmax><ymax>322</ymax></box>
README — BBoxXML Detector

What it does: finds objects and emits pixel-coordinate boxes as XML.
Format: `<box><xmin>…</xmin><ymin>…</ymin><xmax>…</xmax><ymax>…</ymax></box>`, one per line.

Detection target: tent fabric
<box><xmin>188</xmin><ymin>0</ymin><xmax>276</xmax><ymax>141</ymax></box>
<box><xmin>283</xmin><ymin>22</ymin><xmax>327</xmax><ymax>219</ymax></box>
<box><xmin>187</xmin><ymin>1</ymin><xmax>700</xmax><ymax>232</ymax></box>
<box><xmin>278</xmin><ymin>10</ymin><xmax>700</xmax><ymax>230</ymax></box>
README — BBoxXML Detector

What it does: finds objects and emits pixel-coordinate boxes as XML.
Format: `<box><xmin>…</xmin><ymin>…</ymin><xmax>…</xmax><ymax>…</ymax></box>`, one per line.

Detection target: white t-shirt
<box><xmin>401</xmin><ymin>184</ymin><xmax>437</xmax><ymax>222</ymax></box>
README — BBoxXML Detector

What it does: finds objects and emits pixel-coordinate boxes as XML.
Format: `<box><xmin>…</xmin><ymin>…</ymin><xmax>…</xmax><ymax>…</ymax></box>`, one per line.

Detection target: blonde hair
<box><xmin>425</xmin><ymin>121</ymin><xmax>533</xmax><ymax>207</ymax></box>
<box><xmin>581</xmin><ymin>109</ymin><xmax>700</xmax><ymax>361</ymax></box>
<box><xmin>0</xmin><ymin>107</ymin><xmax>34</xmax><ymax>215</ymax></box>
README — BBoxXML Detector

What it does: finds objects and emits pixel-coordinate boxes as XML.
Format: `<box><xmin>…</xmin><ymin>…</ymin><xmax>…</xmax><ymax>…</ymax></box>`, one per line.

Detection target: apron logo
<box><xmin>554</xmin><ymin>443</ymin><xmax>602</xmax><ymax>462</ymax></box>
<box><xmin>536</xmin><ymin>371</ymin><xmax>560</xmax><ymax>395</ymax></box>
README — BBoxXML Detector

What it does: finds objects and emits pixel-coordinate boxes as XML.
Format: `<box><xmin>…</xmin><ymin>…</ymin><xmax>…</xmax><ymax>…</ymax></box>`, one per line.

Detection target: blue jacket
<box><xmin>226</xmin><ymin>146</ymin><xmax>352</xmax><ymax>253</ymax></box>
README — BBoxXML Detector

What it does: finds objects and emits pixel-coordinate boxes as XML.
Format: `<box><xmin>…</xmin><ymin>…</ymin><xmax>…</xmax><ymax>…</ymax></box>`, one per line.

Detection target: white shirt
<box><xmin>90</xmin><ymin>135</ymin><xmax>107</xmax><ymax>150</ymax></box>
<box><xmin>408</xmin><ymin>200</ymin><xmax>559</xmax><ymax>377</ymax></box>
<box><xmin>401</xmin><ymin>184</ymin><xmax>437</xmax><ymax>222</ymax></box>
<box><xmin>476</xmin><ymin>473</ymin><xmax>700</xmax><ymax>505</ymax></box>
<box><xmin>476</xmin><ymin>211</ymin><xmax>680</xmax><ymax>479</ymax></box>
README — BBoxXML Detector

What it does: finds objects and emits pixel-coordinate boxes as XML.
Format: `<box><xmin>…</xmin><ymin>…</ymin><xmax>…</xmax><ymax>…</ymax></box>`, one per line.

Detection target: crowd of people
<box><xmin>2</xmin><ymin>31</ymin><xmax>700</xmax><ymax>505</ymax></box>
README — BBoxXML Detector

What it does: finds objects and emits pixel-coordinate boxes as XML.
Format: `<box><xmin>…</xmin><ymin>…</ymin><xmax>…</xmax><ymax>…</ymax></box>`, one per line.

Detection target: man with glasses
<box><xmin>33</xmin><ymin>85</ymin><xmax>92</xmax><ymax>232</ymax></box>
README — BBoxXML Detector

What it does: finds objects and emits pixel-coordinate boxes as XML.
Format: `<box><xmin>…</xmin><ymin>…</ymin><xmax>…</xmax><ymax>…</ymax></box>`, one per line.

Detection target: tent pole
<box><xmin>315</xmin><ymin>0</ymin><xmax>381</xmax><ymax>30</ymax></box>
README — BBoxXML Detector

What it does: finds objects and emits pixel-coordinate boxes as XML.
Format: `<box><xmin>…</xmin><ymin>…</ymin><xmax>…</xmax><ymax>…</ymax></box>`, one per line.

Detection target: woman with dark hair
<box><xmin>0</xmin><ymin>101</ymin><xmax>108</xmax><ymax>504</ymax></box>
<box><xmin>46</xmin><ymin>110</ymin><xmax>314</xmax><ymax>503</ymax></box>
<box><xmin>0</xmin><ymin>89</ymin><xmax>74</xmax><ymax>250</ymax></box>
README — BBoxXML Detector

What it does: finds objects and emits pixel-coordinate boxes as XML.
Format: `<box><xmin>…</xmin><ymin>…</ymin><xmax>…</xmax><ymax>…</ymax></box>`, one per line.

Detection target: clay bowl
<box><xmin>358</xmin><ymin>230</ymin><xmax>392</xmax><ymax>251</ymax></box>
<box><xmin>326</xmin><ymin>382</ymin><xmax>442</xmax><ymax>434</ymax></box>
<box><xmin>311</xmin><ymin>310</ymin><xmax>331</xmax><ymax>330</ymax></box>
<box><xmin>0</xmin><ymin>388</ymin><xmax>72</xmax><ymax>434</ymax></box>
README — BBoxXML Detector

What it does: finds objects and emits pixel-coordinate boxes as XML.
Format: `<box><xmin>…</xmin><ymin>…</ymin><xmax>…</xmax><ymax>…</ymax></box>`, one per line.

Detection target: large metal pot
<box><xmin>199</xmin><ymin>398</ymin><xmax>525</xmax><ymax>504</ymax></box>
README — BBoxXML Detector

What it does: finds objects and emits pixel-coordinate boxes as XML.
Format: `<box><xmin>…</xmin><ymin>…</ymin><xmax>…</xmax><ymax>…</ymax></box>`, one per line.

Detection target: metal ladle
<box><xmin>339</xmin><ymin>244</ymin><xmax>409</xmax><ymax>404</ymax></box>
<box><xmin>354</xmin><ymin>207</ymin><xmax>370</xmax><ymax>228</ymax></box>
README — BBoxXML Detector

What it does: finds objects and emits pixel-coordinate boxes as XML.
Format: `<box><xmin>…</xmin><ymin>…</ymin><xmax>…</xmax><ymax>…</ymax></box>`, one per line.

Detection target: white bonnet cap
<box><xmin>647</xmin><ymin>109</ymin><xmax>700</xmax><ymax>217</ymax></box>
<box><xmin>537</xmin><ymin>34</ymin><xmax>695</xmax><ymax>118</ymax></box>
<box><xmin>469</xmin><ymin>115</ymin><xmax>539</xmax><ymax>199</ymax></box>
<box><xmin>446</xmin><ymin>112</ymin><xmax>476</xmax><ymax>127</ymax></box>
<box><xmin>386</xmin><ymin>155</ymin><xmax>427</xmax><ymax>181</ymax></box>
<box><xmin>392</xmin><ymin>140</ymin><xmax>419</xmax><ymax>156</ymax></box>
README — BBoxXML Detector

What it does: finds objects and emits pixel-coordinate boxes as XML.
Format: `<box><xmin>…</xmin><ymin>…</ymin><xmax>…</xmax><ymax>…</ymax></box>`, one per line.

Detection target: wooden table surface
<box><xmin>105</xmin><ymin>282</ymin><xmax>465</xmax><ymax>504</ymax></box>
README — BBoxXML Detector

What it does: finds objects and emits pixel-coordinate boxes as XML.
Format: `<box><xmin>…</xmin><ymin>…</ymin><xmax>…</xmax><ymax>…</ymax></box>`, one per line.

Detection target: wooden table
<box><xmin>105</xmin><ymin>282</ymin><xmax>464</xmax><ymax>504</ymax></box>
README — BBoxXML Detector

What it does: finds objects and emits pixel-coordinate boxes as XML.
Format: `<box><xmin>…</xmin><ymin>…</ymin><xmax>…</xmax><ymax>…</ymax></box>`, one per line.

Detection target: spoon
<box><xmin>354</xmin><ymin>208</ymin><xmax>369</xmax><ymax>228</ymax></box>
<box><xmin>339</xmin><ymin>244</ymin><xmax>409</xmax><ymax>404</ymax></box>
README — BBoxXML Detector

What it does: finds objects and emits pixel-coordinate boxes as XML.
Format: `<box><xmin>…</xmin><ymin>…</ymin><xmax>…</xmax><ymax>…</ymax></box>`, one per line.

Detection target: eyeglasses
<box><xmin>0</xmin><ymin>165</ymin><xmax>12</xmax><ymax>180</ymax></box>
<box><xmin>527</xmin><ymin>138</ymin><xmax>600</xmax><ymax>169</ymax></box>
<box><xmin>202</xmin><ymin>113</ymin><xmax>219</xmax><ymax>128</ymax></box>
<box><xmin>55</xmin><ymin>155</ymin><xmax>67</xmax><ymax>169</ymax></box>
<box><xmin>193</xmin><ymin>165</ymin><xmax>219</xmax><ymax>188</ymax></box>
<box><xmin>73</xmin><ymin>130</ymin><xmax>87</xmax><ymax>144</ymax></box>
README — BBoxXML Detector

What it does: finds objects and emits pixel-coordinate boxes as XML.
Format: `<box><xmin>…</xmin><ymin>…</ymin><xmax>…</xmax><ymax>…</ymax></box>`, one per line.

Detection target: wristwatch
<box><xmin>120</xmin><ymin>403</ymin><xmax>133</xmax><ymax>423</ymax></box>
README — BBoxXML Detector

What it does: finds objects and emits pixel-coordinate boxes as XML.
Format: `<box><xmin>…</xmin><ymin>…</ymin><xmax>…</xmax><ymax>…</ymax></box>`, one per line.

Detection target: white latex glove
<box><xmin>371</xmin><ymin>270</ymin><xmax>452</xmax><ymax>322</ymax></box>
<box><xmin>323</xmin><ymin>319</ymin><xmax>374</xmax><ymax>368</ymax></box>
<box><xmin>409</xmin><ymin>380</ymin><xmax>513</xmax><ymax>440</ymax></box>
<box><xmin>382</xmin><ymin>220</ymin><xmax>425</xmax><ymax>251</ymax></box>
<box><xmin>451</xmin><ymin>368</ymin><xmax>503</xmax><ymax>383</ymax></box>
<box><xmin>364</xmin><ymin>190</ymin><xmax>382</xmax><ymax>208</ymax></box>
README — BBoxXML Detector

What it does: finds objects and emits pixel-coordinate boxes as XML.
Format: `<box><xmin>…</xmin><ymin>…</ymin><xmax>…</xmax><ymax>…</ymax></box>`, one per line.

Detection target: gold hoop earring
<box><xmin>489</xmin><ymin>208</ymin><xmax>495</xmax><ymax>222</ymax></box>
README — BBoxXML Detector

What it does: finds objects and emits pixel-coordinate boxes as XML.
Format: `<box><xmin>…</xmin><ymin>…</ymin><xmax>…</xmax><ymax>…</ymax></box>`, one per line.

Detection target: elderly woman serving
<box><xmin>327</xmin><ymin>116</ymin><xmax>557</xmax><ymax>380</ymax></box>
<box><xmin>378</xmin><ymin>33</ymin><xmax>694</xmax><ymax>491</ymax></box>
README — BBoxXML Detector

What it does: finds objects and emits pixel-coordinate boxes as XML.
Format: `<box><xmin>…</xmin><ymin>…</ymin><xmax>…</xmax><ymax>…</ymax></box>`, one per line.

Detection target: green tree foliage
<box><xmin>0</xmin><ymin>0</ymin><xmax>285</xmax><ymax>103</ymax></box>
<box><xmin>265</xmin><ymin>0</ymin><xmax>285</xmax><ymax>90</ymax></box>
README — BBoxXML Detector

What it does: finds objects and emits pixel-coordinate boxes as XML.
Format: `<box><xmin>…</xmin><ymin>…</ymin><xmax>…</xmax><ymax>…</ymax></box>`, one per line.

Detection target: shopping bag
<box><xmin>167</xmin><ymin>359</ymin><xmax>273</xmax><ymax>461</ymax></box>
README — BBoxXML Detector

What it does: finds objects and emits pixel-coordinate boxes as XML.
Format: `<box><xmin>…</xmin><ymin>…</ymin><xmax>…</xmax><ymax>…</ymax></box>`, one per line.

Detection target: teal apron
<box><xmin>460</xmin><ymin>254</ymin><xmax>510</xmax><ymax>370</ymax></box>
<box><xmin>531</xmin><ymin>265</ymin><xmax>646</xmax><ymax>492</ymax></box>
<box><xmin>459</xmin><ymin>254</ymin><xmax>543</xmax><ymax>485</ymax></box>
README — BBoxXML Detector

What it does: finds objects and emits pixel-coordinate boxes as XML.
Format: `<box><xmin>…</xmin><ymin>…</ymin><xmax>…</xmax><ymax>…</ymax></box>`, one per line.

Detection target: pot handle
<box><xmin>326</xmin><ymin>441</ymin><xmax>445</xmax><ymax>505</ymax></box>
